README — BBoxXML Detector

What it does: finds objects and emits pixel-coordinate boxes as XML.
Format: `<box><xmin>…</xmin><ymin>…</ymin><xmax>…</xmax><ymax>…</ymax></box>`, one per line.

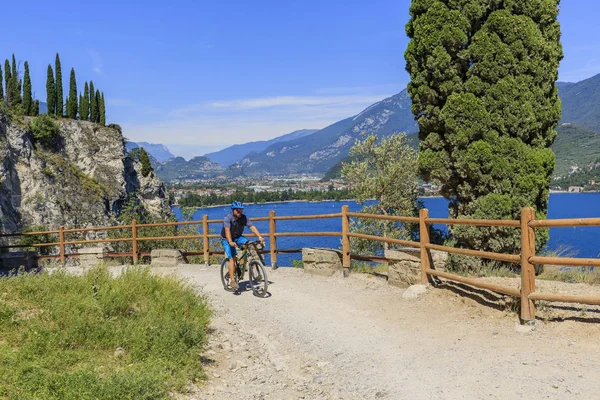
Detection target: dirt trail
<box><xmin>161</xmin><ymin>265</ymin><xmax>600</xmax><ymax>400</ymax></box>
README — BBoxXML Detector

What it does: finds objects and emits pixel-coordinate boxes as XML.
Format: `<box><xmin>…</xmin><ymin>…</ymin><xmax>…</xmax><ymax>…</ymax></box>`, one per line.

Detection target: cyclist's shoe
<box><xmin>229</xmin><ymin>279</ymin><xmax>239</xmax><ymax>291</ymax></box>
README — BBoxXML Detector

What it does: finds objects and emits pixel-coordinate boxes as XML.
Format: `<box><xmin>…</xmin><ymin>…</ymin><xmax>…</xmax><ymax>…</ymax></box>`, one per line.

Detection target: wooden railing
<box><xmin>2</xmin><ymin>205</ymin><xmax>600</xmax><ymax>322</ymax></box>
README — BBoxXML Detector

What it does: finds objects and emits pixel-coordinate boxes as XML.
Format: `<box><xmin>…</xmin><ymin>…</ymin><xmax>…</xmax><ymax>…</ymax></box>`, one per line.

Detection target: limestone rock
<box><xmin>302</xmin><ymin>248</ymin><xmax>342</xmax><ymax>276</ymax></box>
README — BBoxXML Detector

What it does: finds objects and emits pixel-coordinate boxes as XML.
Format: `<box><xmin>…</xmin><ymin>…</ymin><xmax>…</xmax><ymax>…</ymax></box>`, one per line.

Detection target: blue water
<box><xmin>173</xmin><ymin>193</ymin><xmax>600</xmax><ymax>265</ymax></box>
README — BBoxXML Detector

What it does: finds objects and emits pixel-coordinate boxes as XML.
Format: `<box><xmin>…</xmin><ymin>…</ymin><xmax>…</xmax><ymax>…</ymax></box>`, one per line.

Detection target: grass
<box><xmin>350</xmin><ymin>261</ymin><xmax>388</xmax><ymax>275</ymax></box>
<box><xmin>0</xmin><ymin>266</ymin><xmax>211</xmax><ymax>399</ymax></box>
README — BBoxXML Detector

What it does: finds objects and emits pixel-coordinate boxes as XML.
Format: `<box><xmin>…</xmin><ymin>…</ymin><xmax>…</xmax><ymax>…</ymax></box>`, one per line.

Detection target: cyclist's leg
<box><xmin>234</xmin><ymin>236</ymin><xmax>249</xmax><ymax>248</ymax></box>
<box><xmin>221</xmin><ymin>239</ymin><xmax>238</xmax><ymax>288</ymax></box>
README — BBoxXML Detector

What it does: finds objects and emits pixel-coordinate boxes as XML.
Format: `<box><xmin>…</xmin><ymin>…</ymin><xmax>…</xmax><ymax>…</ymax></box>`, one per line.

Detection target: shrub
<box><xmin>29</xmin><ymin>114</ymin><xmax>61</xmax><ymax>150</ymax></box>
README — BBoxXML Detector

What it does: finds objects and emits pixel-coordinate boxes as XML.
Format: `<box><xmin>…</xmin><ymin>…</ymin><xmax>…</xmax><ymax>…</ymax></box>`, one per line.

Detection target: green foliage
<box><xmin>33</xmin><ymin>99</ymin><xmax>39</xmax><ymax>116</ymax></box>
<box><xmin>551</xmin><ymin>123</ymin><xmax>600</xmax><ymax>177</ymax></box>
<box><xmin>89</xmin><ymin>81</ymin><xmax>96</xmax><ymax>122</ymax></box>
<box><xmin>3</xmin><ymin>59</ymin><xmax>10</xmax><ymax>106</ymax></box>
<box><xmin>342</xmin><ymin>133</ymin><xmax>420</xmax><ymax>254</ymax></box>
<box><xmin>17</xmin><ymin>225</ymin><xmax>55</xmax><ymax>255</ymax></box>
<box><xmin>0</xmin><ymin>266</ymin><xmax>211</xmax><ymax>399</ymax></box>
<box><xmin>405</xmin><ymin>0</ymin><xmax>562</xmax><ymax>271</ymax></box>
<box><xmin>23</xmin><ymin>61</ymin><xmax>32</xmax><ymax>115</ymax></box>
<box><xmin>55</xmin><ymin>53</ymin><xmax>63</xmax><ymax>117</ymax></box>
<box><xmin>10</xmin><ymin>54</ymin><xmax>21</xmax><ymax>108</ymax></box>
<box><xmin>46</xmin><ymin>64</ymin><xmax>55</xmax><ymax>115</ymax></box>
<box><xmin>139</xmin><ymin>148</ymin><xmax>153</xmax><ymax>177</ymax></box>
<box><xmin>67</xmin><ymin>68</ymin><xmax>77</xmax><ymax>119</ymax></box>
<box><xmin>80</xmin><ymin>81</ymin><xmax>89</xmax><ymax>120</ymax></box>
<box><xmin>100</xmin><ymin>92</ymin><xmax>106</xmax><ymax>125</ymax></box>
<box><xmin>29</xmin><ymin>114</ymin><xmax>60</xmax><ymax>150</ymax></box>
<box><xmin>107</xmin><ymin>122</ymin><xmax>122</xmax><ymax>134</ymax></box>
<box><xmin>0</xmin><ymin>63</ymin><xmax>3</xmax><ymax>100</ymax></box>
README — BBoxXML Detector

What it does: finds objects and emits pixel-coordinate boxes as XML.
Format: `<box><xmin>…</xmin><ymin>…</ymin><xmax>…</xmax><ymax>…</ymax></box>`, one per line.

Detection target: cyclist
<box><xmin>221</xmin><ymin>201</ymin><xmax>265</xmax><ymax>290</ymax></box>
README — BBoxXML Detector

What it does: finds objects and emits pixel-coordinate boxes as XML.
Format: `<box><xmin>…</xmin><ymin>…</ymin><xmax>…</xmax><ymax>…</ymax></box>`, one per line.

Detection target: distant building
<box><xmin>568</xmin><ymin>166</ymin><xmax>580</xmax><ymax>174</ymax></box>
<box><xmin>568</xmin><ymin>186</ymin><xmax>584</xmax><ymax>193</ymax></box>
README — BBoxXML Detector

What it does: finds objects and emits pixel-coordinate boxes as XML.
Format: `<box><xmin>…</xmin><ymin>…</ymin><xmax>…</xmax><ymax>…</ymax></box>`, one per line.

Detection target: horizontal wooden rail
<box><xmin>63</xmin><ymin>225</ymin><xmax>131</xmax><ymax>233</ymax></box>
<box><xmin>350</xmin><ymin>254</ymin><xmax>390</xmax><ymax>263</ymax></box>
<box><xmin>274</xmin><ymin>213</ymin><xmax>342</xmax><ymax>221</ymax></box>
<box><xmin>529</xmin><ymin>256</ymin><xmax>600</xmax><ymax>267</ymax></box>
<box><xmin>528</xmin><ymin>292</ymin><xmax>600</xmax><ymax>305</ymax></box>
<box><xmin>348</xmin><ymin>232</ymin><xmax>420</xmax><ymax>248</ymax></box>
<box><xmin>137</xmin><ymin>235</ymin><xmax>203</xmax><ymax>241</ymax></box>
<box><xmin>529</xmin><ymin>218</ymin><xmax>600</xmax><ymax>228</ymax></box>
<box><xmin>425</xmin><ymin>269</ymin><xmax>520</xmax><ymax>297</ymax></box>
<box><xmin>347</xmin><ymin>212</ymin><xmax>419</xmax><ymax>223</ymax></box>
<box><xmin>22</xmin><ymin>229</ymin><xmax>60</xmax><ymax>235</ymax></box>
<box><xmin>426</xmin><ymin>243</ymin><xmax>520</xmax><ymax>263</ymax></box>
<box><xmin>425</xmin><ymin>218</ymin><xmax>520</xmax><ymax>227</ymax></box>
<box><xmin>137</xmin><ymin>221</ymin><xmax>203</xmax><ymax>228</ymax></box>
<box><xmin>0</xmin><ymin>232</ymin><xmax>26</xmax><ymax>237</ymax></box>
<box><xmin>274</xmin><ymin>232</ymin><xmax>340</xmax><ymax>237</ymax></box>
<box><xmin>64</xmin><ymin>238</ymin><xmax>133</xmax><ymax>246</ymax></box>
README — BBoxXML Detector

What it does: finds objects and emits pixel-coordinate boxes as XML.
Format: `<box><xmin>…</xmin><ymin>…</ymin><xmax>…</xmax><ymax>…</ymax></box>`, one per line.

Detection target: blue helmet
<box><xmin>231</xmin><ymin>201</ymin><xmax>244</xmax><ymax>210</ymax></box>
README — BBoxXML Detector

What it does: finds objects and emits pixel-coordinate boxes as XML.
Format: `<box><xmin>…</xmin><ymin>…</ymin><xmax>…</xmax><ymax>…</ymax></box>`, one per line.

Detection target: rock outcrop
<box><xmin>0</xmin><ymin>114</ymin><xmax>170</xmax><ymax>237</ymax></box>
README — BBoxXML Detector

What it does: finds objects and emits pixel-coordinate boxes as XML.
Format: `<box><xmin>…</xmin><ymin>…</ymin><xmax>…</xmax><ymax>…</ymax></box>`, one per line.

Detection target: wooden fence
<box><xmin>2</xmin><ymin>205</ymin><xmax>600</xmax><ymax>322</ymax></box>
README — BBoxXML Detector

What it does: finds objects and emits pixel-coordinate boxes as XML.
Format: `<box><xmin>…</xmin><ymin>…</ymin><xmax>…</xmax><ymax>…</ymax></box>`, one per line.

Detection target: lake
<box><xmin>173</xmin><ymin>193</ymin><xmax>600</xmax><ymax>266</ymax></box>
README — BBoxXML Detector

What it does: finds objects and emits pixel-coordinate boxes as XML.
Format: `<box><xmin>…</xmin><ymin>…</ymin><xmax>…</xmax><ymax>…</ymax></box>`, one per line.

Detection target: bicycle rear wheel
<box><xmin>248</xmin><ymin>260</ymin><xmax>268</xmax><ymax>297</ymax></box>
<box><xmin>220</xmin><ymin>258</ymin><xmax>237</xmax><ymax>292</ymax></box>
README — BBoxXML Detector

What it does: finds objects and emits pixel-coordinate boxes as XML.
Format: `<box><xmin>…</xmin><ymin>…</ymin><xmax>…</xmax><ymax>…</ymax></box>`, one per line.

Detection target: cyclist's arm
<box><xmin>224</xmin><ymin>227</ymin><xmax>236</xmax><ymax>247</ymax></box>
<box><xmin>249</xmin><ymin>225</ymin><xmax>264</xmax><ymax>243</ymax></box>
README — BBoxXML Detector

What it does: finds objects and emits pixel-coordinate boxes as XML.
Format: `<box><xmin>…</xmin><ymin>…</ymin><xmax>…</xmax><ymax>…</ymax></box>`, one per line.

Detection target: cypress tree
<box><xmin>405</xmin><ymin>0</ymin><xmax>563</xmax><ymax>270</ymax></box>
<box><xmin>80</xmin><ymin>81</ymin><xmax>89</xmax><ymax>120</ymax></box>
<box><xmin>100</xmin><ymin>92</ymin><xmax>106</xmax><ymax>125</ymax></box>
<box><xmin>23</xmin><ymin>61</ymin><xmax>32</xmax><ymax>115</ymax></box>
<box><xmin>10</xmin><ymin>54</ymin><xmax>20</xmax><ymax>105</ymax></box>
<box><xmin>89</xmin><ymin>81</ymin><xmax>96</xmax><ymax>122</ymax></box>
<box><xmin>67</xmin><ymin>68</ymin><xmax>77</xmax><ymax>118</ymax></box>
<box><xmin>95</xmin><ymin>90</ymin><xmax>101</xmax><ymax>123</ymax></box>
<box><xmin>0</xmin><ymin>63</ymin><xmax>3</xmax><ymax>101</ymax></box>
<box><xmin>4</xmin><ymin>60</ymin><xmax>11</xmax><ymax>106</ymax></box>
<box><xmin>139</xmin><ymin>148</ymin><xmax>153</xmax><ymax>177</ymax></box>
<box><xmin>33</xmin><ymin>100</ymin><xmax>40</xmax><ymax>116</ymax></box>
<box><xmin>55</xmin><ymin>53</ymin><xmax>63</xmax><ymax>116</ymax></box>
<box><xmin>46</xmin><ymin>65</ymin><xmax>55</xmax><ymax>115</ymax></box>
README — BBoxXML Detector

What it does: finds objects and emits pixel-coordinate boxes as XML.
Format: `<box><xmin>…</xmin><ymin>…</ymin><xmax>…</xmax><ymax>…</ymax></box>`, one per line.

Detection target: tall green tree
<box><xmin>405</xmin><ymin>0</ymin><xmax>563</xmax><ymax>270</ymax></box>
<box><xmin>10</xmin><ymin>54</ymin><xmax>21</xmax><ymax>106</ymax></box>
<box><xmin>4</xmin><ymin>60</ymin><xmax>11</xmax><ymax>106</ymax></box>
<box><xmin>67</xmin><ymin>68</ymin><xmax>77</xmax><ymax>118</ymax></box>
<box><xmin>89</xmin><ymin>81</ymin><xmax>96</xmax><ymax>122</ymax></box>
<box><xmin>342</xmin><ymin>133</ymin><xmax>421</xmax><ymax>254</ymax></box>
<box><xmin>139</xmin><ymin>148</ymin><xmax>153</xmax><ymax>177</ymax></box>
<box><xmin>33</xmin><ymin>100</ymin><xmax>40</xmax><ymax>116</ymax></box>
<box><xmin>0</xmin><ymin>63</ymin><xmax>4</xmax><ymax>101</ymax></box>
<box><xmin>23</xmin><ymin>61</ymin><xmax>32</xmax><ymax>115</ymax></box>
<box><xmin>94</xmin><ymin>89</ymin><xmax>101</xmax><ymax>123</ymax></box>
<box><xmin>55</xmin><ymin>53</ymin><xmax>63</xmax><ymax>116</ymax></box>
<box><xmin>99</xmin><ymin>92</ymin><xmax>106</xmax><ymax>125</ymax></box>
<box><xmin>80</xmin><ymin>81</ymin><xmax>89</xmax><ymax>120</ymax></box>
<box><xmin>46</xmin><ymin>64</ymin><xmax>55</xmax><ymax>115</ymax></box>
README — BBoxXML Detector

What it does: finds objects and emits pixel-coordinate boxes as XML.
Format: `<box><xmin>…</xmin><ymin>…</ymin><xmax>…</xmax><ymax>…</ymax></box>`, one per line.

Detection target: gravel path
<box><xmin>162</xmin><ymin>265</ymin><xmax>600</xmax><ymax>400</ymax></box>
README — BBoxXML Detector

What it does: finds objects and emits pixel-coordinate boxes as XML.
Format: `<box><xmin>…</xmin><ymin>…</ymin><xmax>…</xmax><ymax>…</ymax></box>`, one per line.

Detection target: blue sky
<box><xmin>1</xmin><ymin>0</ymin><xmax>598</xmax><ymax>159</ymax></box>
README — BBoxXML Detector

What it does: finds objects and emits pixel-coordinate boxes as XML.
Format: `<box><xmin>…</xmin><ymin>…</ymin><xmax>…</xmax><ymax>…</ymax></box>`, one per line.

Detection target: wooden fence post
<box><xmin>131</xmin><ymin>219</ymin><xmax>138</xmax><ymax>264</ymax></box>
<box><xmin>342</xmin><ymin>205</ymin><xmax>350</xmax><ymax>277</ymax></box>
<box><xmin>269</xmin><ymin>210</ymin><xmax>278</xmax><ymax>269</ymax></box>
<box><xmin>59</xmin><ymin>226</ymin><xmax>66</xmax><ymax>265</ymax></box>
<box><xmin>520</xmin><ymin>207</ymin><xmax>536</xmax><ymax>323</ymax></box>
<box><xmin>203</xmin><ymin>214</ymin><xmax>210</xmax><ymax>266</ymax></box>
<box><xmin>419</xmin><ymin>208</ymin><xmax>431</xmax><ymax>284</ymax></box>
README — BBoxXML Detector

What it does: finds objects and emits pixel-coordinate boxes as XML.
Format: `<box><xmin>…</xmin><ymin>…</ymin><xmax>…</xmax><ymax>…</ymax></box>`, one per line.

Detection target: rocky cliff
<box><xmin>0</xmin><ymin>114</ymin><xmax>170</xmax><ymax>235</ymax></box>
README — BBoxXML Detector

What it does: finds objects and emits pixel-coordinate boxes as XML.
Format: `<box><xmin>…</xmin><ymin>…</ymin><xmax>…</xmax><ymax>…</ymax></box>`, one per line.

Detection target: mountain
<box><xmin>126</xmin><ymin>141</ymin><xmax>176</xmax><ymax>163</ymax></box>
<box><xmin>557</xmin><ymin>74</ymin><xmax>600</xmax><ymax>131</ymax></box>
<box><xmin>552</xmin><ymin>123</ymin><xmax>600</xmax><ymax>176</ymax></box>
<box><xmin>155</xmin><ymin>156</ymin><xmax>223</xmax><ymax>181</ymax></box>
<box><xmin>235</xmin><ymin>90</ymin><xmax>417</xmax><ymax>176</ymax></box>
<box><xmin>204</xmin><ymin>129</ymin><xmax>319</xmax><ymax>167</ymax></box>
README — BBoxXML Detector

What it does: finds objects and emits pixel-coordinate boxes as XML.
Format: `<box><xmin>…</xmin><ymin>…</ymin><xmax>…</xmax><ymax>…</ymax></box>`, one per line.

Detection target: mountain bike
<box><xmin>220</xmin><ymin>241</ymin><xmax>269</xmax><ymax>297</ymax></box>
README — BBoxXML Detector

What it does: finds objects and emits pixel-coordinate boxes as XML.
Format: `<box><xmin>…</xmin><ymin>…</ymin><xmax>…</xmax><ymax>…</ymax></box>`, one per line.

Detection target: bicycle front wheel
<box><xmin>220</xmin><ymin>258</ymin><xmax>236</xmax><ymax>292</ymax></box>
<box><xmin>248</xmin><ymin>260</ymin><xmax>268</xmax><ymax>297</ymax></box>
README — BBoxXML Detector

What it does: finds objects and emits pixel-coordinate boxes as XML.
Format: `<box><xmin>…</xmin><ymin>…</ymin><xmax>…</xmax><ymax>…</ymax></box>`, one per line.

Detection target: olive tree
<box><xmin>342</xmin><ymin>133</ymin><xmax>420</xmax><ymax>254</ymax></box>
